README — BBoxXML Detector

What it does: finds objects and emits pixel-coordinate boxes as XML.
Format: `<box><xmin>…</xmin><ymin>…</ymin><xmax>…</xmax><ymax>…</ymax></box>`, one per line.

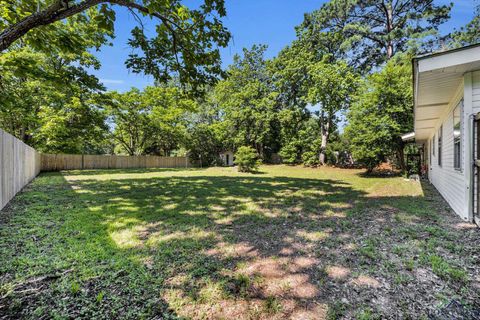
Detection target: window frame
<box><xmin>429</xmin><ymin>138</ymin><xmax>432</xmax><ymax>166</ymax></box>
<box><xmin>433</xmin><ymin>134</ymin><xmax>435</xmax><ymax>157</ymax></box>
<box><xmin>438</xmin><ymin>125</ymin><xmax>443</xmax><ymax>167</ymax></box>
<box><xmin>453</xmin><ymin>99</ymin><xmax>463</xmax><ymax>171</ymax></box>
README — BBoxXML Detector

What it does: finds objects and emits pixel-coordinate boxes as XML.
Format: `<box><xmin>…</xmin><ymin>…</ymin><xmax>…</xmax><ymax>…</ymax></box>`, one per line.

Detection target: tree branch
<box><xmin>0</xmin><ymin>0</ymin><xmax>180</xmax><ymax>52</ymax></box>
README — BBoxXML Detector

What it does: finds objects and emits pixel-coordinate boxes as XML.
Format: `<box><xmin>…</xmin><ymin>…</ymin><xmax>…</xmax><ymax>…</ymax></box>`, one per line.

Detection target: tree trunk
<box><xmin>397</xmin><ymin>145</ymin><xmax>406</xmax><ymax>173</ymax></box>
<box><xmin>319</xmin><ymin>116</ymin><xmax>331</xmax><ymax>166</ymax></box>
<box><xmin>385</xmin><ymin>3</ymin><xmax>394</xmax><ymax>59</ymax></box>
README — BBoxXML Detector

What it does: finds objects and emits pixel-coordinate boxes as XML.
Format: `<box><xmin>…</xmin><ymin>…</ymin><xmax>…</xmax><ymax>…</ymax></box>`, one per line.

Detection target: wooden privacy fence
<box><xmin>1</xmin><ymin>128</ymin><xmax>191</xmax><ymax>210</ymax></box>
<box><xmin>40</xmin><ymin>154</ymin><xmax>190</xmax><ymax>171</ymax></box>
<box><xmin>0</xmin><ymin>129</ymin><xmax>41</xmax><ymax>210</ymax></box>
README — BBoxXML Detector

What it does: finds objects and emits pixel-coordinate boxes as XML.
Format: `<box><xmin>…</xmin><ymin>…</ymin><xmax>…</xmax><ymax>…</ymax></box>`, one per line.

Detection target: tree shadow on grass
<box><xmin>1</xmin><ymin>169</ymin><xmax>479</xmax><ymax>319</ymax></box>
<box><xmin>355</xmin><ymin>170</ymin><xmax>402</xmax><ymax>178</ymax></box>
<box><xmin>60</xmin><ymin>167</ymin><xmax>203</xmax><ymax>176</ymax></box>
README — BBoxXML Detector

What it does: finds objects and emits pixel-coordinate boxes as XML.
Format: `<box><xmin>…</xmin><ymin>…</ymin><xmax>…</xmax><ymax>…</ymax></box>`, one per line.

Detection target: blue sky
<box><xmin>91</xmin><ymin>0</ymin><xmax>478</xmax><ymax>92</ymax></box>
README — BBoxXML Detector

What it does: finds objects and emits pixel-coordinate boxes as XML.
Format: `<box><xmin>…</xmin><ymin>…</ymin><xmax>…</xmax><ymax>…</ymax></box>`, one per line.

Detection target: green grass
<box><xmin>420</xmin><ymin>254</ymin><xmax>468</xmax><ymax>283</ymax></box>
<box><xmin>0</xmin><ymin>165</ymin><xmax>479</xmax><ymax>319</ymax></box>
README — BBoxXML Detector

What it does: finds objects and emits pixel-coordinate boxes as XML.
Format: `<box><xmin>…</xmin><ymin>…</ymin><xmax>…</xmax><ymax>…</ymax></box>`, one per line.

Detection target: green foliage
<box><xmin>0</xmin><ymin>0</ymin><xmax>466</xmax><ymax>172</ymax></box>
<box><xmin>356</xmin><ymin>308</ymin><xmax>380</xmax><ymax>320</ymax></box>
<box><xmin>0</xmin><ymin>44</ymin><xmax>111</xmax><ymax>153</ymax></box>
<box><xmin>124</xmin><ymin>0</ymin><xmax>231</xmax><ymax>91</ymax></box>
<box><xmin>0</xmin><ymin>2</ymin><xmax>113</xmax><ymax>57</ymax></box>
<box><xmin>108</xmin><ymin>89</ymin><xmax>154</xmax><ymax>156</ymax></box>
<box><xmin>235</xmin><ymin>146</ymin><xmax>260</xmax><ymax>172</ymax></box>
<box><xmin>70</xmin><ymin>281</ymin><xmax>81</xmax><ymax>295</ymax></box>
<box><xmin>35</xmin><ymin>96</ymin><xmax>110</xmax><ymax>154</ymax></box>
<box><xmin>421</xmin><ymin>254</ymin><xmax>467</xmax><ymax>282</ymax></box>
<box><xmin>271</xmin><ymin>42</ymin><xmax>310</xmax><ymax>111</ymax></box>
<box><xmin>215</xmin><ymin>45</ymin><xmax>279</xmax><ymax>159</ymax></box>
<box><xmin>186</xmin><ymin>123</ymin><xmax>224</xmax><ymax>166</ymax></box>
<box><xmin>306</xmin><ymin>58</ymin><xmax>358</xmax><ymax>164</ymax></box>
<box><xmin>298</xmin><ymin>0</ymin><xmax>451</xmax><ymax>70</ymax></box>
<box><xmin>264</xmin><ymin>296</ymin><xmax>282</xmax><ymax>314</ymax></box>
<box><xmin>276</xmin><ymin>108</ymin><xmax>310</xmax><ymax>163</ymax></box>
<box><xmin>278</xmin><ymin>143</ymin><xmax>300</xmax><ymax>165</ymax></box>
<box><xmin>108</xmin><ymin>86</ymin><xmax>194</xmax><ymax>156</ymax></box>
<box><xmin>184</xmin><ymin>91</ymin><xmax>228</xmax><ymax>166</ymax></box>
<box><xmin>0</xmin><ymin>0</ymin><xmax>230</xmax><ymax>155</ymax></box>
<box><xmin>345</xmin><ymin>56</ymin><xmax>413</xmax><ymax>171</ymax></box>
<box><xmin>0</xmin><ymin>4</ymin><xmax>113</xmax><ymax>153</ymax></box>
<box><xmin>448</xmin><ymin>15</ymin><xmax>480</xmax><ymax>48</ymax></box>
<box><xmin>0</xmin><ymin>0</ymin><xmax>230</xmax><ymax>90</ymax></box>
<box><xmin>301</xmin><ymin>150</ymin><xmax>319</xmax><ymax>167</ymax></box>
<box><xmin>306</xmin><ymin>58</ymin><xmax>358</xmax><ymax>111</ymax></box>
<box><xmin>146</xmin><ymin>86</ymin><xmax>196</xmax><ymax>155</ymax></box>
<box><xmin>326</xmin><ymin>133</ymin><xmax>352</xmax><ymax>166</ymax></box>
<box><xmin>327</xmin><ymin>302</ymin><xmax>347</xmax><ymax>320</ymax></box>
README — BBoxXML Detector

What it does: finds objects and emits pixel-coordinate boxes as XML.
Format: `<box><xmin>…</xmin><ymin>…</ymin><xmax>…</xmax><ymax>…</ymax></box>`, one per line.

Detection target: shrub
<box><xmin>301</xmin><ymin>151</ymin><xmax>319</xmax><ymax>167</ymax></box>
<box><xmin>235</xmin><ymin>146</ymin><xmax>260</xmax><ymax>172</ymax></box>
<box><xmin>278</xmin><ymin>143</ymin><xmax>299</xmax><ymax>165</ymax></box>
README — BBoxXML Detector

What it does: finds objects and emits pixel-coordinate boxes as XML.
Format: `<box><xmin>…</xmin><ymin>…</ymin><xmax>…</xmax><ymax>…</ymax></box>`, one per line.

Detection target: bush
<box><xmin>301</xmin><ymin>151</ymin><xmax>319</xmax><ymax>167</ymax></box>
<box><xmin>278</xmin><ymin>143</ymin><xmax>299</xmax><ymax>165</ymax></box>
<box><xmin>235</xmin><ymin>146</ymin><xmax>260</xmax><ymax>172</ymax></box>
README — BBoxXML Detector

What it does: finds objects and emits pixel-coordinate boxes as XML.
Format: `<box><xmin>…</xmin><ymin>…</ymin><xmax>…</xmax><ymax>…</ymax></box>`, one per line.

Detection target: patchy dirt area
<box><xmin>0</xmin><ymin>166</ymin><xmax>479</xmax><ymax>319</ymax></box>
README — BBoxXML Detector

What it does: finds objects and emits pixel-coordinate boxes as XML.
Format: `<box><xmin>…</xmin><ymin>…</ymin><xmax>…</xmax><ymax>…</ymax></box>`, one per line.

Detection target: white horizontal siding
<box><xmin>472</xmin><ymin>71</ymin><xmax>480</xmax><ymax>114</ymax></box>
<box><xmin>427</xmin><ymin>81</ymin><xmax>469</xmax><ymax>220</ymax></box>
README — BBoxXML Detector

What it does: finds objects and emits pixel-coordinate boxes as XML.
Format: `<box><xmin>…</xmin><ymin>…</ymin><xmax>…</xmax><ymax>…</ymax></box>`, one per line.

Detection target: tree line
<box><xmin>1</xmin><ymin>0</ymin><xmax>479</xmax><ymax>171</ymax></box>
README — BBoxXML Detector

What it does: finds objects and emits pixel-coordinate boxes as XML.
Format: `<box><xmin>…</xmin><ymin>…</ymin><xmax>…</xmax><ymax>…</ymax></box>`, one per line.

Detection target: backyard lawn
<box><xmin>1</xmin><ymin>165</ymin><xmax>479</xmax><ymax>319</ymax></box>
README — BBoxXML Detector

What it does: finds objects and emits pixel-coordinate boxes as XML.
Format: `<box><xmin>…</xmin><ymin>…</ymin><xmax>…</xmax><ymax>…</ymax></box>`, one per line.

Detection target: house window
<box><xmin>429</xmin><ymin>139</ymin><xmax>432</xmax><ymax>165</ymax></box>
<box><xmin>453</xmin><ymin>100</ymin><xmax>463</xmax><ymax>170</ymax></box>
<box><xmin>438</xmin><ymin>125</ymin><xmax>442</xmax><ymax>166</ymax></box>
<box><xmin>432</xmin><ymin>135</ymin><xmax>435</xmax><ymax>157</ymax></box>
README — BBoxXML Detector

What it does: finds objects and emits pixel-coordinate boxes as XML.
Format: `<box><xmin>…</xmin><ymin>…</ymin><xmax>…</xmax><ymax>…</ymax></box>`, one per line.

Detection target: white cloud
<box><xmin>99</xmin><ymin>79</ymin><xmax>125</xmax><ymax>85</ymax></box>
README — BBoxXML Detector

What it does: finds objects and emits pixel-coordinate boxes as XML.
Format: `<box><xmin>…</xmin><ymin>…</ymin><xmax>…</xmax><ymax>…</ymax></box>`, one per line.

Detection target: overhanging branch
<box><xmin>0</xmin><ymin>0</ymin><xmax>179</xmax><ymax>52</ymax></box>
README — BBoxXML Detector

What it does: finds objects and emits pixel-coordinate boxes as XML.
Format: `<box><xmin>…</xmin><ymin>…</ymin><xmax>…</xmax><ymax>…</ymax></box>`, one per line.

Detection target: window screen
<box><xmin>453</xmin><ymin>100</ymin><xmax>462</xmax><ymax>170</ymax></box>
<box><xmin>438</xmin><ymin>126</ymin><xmax>442</xmax><ymax>166</ymax></box>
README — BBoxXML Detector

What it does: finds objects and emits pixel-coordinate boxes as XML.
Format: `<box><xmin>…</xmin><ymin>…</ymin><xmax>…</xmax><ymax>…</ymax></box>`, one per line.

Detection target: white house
<box><xmin>411</xmin><ymin>44</ymin><xmax>480</xmax><ymax>224</ymax></box>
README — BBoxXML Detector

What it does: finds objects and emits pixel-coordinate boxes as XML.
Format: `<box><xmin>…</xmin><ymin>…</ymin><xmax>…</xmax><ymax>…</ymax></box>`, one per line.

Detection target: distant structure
<box><xmin>476</xmin><ymin>0</ymin><xmax>480</xmax><ymax>16</ymax></box>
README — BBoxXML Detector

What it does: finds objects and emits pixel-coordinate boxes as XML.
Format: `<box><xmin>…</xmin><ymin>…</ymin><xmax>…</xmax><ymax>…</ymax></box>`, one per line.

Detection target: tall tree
<box><xmin>0</xmin><ymin>0</ymin><xmax>230</xmax><ymax>88</ymax></box>
<box><xmin>185</xmin><ymin>91</ymin><xmax>228</xmax><ymax>166</ymax></box>
<box><xmin>298</xmin><ymin>0</ymin><xmax>451</xmax><ymax>70</ymax></box>
<box><xmin>448</xmin><ymin>14</ymin><xmax>480</xmax><ymax>48</ymax></box>
<box><xmin>345</xmin><ymin>55</ymin><xmax>413</xmax><ymax>172</ymax></box>
<box><xmin>306</xmin><ymin>57</ymin><xmax>358</xmax><ymax>165</ymax></box>
<box><xmin>0</xmin><ymin>45</ymin><xmax>111</xmax><ymax>152</ymax></box>
<box><xmin>108</xmin><ymin>88</ymin><xmax>154</xmax><ymax>156</ymax></box>
<box><xmin>215</xmin><ymin>45</ymin><xmax>279</xmax><ymax>159</ymax></box>
<box><xmin>271</xmin><ymin>42</ymin><xmax>312</xmax><ymax>162</ymax></box>
<box><xmin>144</xmin><ymin>85</ymin><xmax>195</xmax><ymax>156</ymax></box>
<box><xmin>0</xmin><ymin>5</ymin><xmax>114</xmax><ymax>150</ymax></box>
<box><xmin>107</xmin><ymin>85</ymin><xmax>193</xmax><ymax>156</ymax></box>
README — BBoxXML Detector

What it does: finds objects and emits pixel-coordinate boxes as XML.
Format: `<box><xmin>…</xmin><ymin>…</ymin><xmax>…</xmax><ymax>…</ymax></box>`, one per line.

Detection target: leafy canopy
<box><xmin>108</xmin><ymin>86</ymin><xmax>195</xmax><ymax>156</ymax></box>
<box><xmin>1</xmin><ymin>0</ymin><xmax>231</xmax><ymax>90</ymax></box>
<box><xmin>448</xmin><ymin>15</ymin><xmax>480</xmax><ymax>48</ymax></box>
<box><xmin>215</xmin><ymin>45</ymin><xmax>279</xmax><ymax>158</ymax></box>
<box><xmin>297</xmin><ymin>0</ymin><xmax>451</xmax><ymax>70</ymax></box>
<box><xmin>0</xmin><ymin>43</ymin><xmax>111</xmax><ymax>153</ymax></box>
<box><xmin>345</xmin><ymin>55</ymin><xmax>413</xmax><ymax>171</ymax></box>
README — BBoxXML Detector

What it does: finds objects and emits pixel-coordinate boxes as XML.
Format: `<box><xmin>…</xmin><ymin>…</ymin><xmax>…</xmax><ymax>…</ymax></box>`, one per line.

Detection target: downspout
<box><xmin>412</xmin><ymin>58</ymin><xmax>419</xmax><ymax>144</ymax></box>
<box><xmin>464</xmin><ymin>72</ymin><xmax>475</xmax><ymax>222</ymax></box>
<box><xmin>471</xmin><ymin>113</ymin><xmax>477</xmax><ymax>224</ymax></box>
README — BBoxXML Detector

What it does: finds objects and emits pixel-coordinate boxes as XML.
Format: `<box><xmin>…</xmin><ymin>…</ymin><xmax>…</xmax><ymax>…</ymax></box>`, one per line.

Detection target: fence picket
<box><xmin>0</xmin><ymin>129</ymin><xmax>41</xmax><ymax>210</ymax></box>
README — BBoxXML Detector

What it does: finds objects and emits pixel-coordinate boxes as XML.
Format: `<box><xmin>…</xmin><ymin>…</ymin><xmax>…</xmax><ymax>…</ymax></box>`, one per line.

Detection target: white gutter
<box><xmin>401</xmin><ymin>132</ymin><xmax>415</xmax><ymax>142</ymax></box>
